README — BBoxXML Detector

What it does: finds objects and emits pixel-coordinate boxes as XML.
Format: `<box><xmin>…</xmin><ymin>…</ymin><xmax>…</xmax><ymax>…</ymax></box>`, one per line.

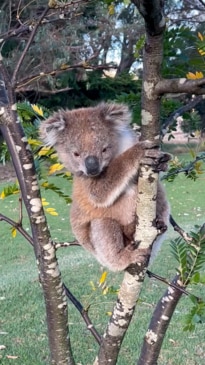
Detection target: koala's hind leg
<box><xmin>90</xmin><ymin>218</ymin><xmax>149</xmax><ymax>271</ymax></box>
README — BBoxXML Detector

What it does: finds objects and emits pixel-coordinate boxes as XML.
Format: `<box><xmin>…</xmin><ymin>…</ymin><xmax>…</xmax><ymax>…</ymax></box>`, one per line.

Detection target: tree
<box><xmin>1</xmin><ymin>1</ymin><xmax>205</xmax><ymax>365</ymax></box>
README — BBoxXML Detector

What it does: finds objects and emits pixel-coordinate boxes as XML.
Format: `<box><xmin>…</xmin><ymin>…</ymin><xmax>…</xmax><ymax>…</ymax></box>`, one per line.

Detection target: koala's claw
<box><xmin>141</xmin><ymin>140</ymin><xmax>158</xmax><ymax>151</ymax></box>
<box><xmin>133</xmin><ymin>247</ymin><xmax>151</xmax><ymax>264</ymax></box>
<box><xmin>126</xmin><ymin>244</ymin><xmax>151</xmax><ymax>263</ymax></box>
<box><xmin>156</xmin><ymin>218</ymin><xmax>167</xmax><ymax>233</ymax></box>
<box><xmin>153</xmin><ymin>152</ymin><xmax>171</xmax><ymax>172</ymax></box>
<box><xmin>142</xmin><ymin>147</ymin><xmax>171</xmax><ymax>172</ymax></box>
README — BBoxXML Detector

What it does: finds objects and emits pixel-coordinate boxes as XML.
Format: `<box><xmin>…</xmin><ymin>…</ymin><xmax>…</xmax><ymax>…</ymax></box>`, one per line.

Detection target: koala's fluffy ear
<box><xmin>98</xmin><ymin>103</ymin><xmax>132</xmax><ymax>128</ymax></box>
<box><xmin>39</xmin><ymin>110</ymin><xmax>67</xmax><ymax>146</ymax></box>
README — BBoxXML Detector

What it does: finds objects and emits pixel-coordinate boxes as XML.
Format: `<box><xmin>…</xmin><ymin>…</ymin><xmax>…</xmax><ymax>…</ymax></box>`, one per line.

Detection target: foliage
<box><xmin>171</xmin><ymin>232</ymin><xmax>205</xmax><ymax>284</ymax></box>
<box><xmin>163</xmin><ymin>151</ymin><xmax>205</xmax><ymax>182</ymax></box>
<box><xmin>170</xmin><ymin>226</ymin><xmax>205</xmax><ymax>331</ymax></box>
<box><xmin>183</xmin><ymin>296</ymin><xmax>205</xmax><ymax>331</ymax></box>
<box><xmin>0</xmin><ymin>182</ymin><xmax>20</xmax><ymax>199</ymax></box>
<box><xmin>0</xmin><ymin>101</ymin><xmax>73</xmax><ymax>208</ymax></box>
<box><xmin>0</xmin><ymin>139</ymin><xmax>10</xmax><ymax>164</ymax></box>
<box><xmin>163</xmin><ymin>26</ymin><xmax>196</xmax><ymax>78</ymax></box>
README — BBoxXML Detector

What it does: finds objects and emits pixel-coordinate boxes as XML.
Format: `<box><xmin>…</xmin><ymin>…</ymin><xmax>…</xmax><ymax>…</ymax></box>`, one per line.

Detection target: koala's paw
<box><xmin>128</xmin><ymin>245</ymin><xmax>151</xmax><ymax>264</ymax></box>
<box><xmin>140</xmin><ymin>140</ymin><xmax>158</xmax><ymax>152</ymax></box>
<box><xmin>155</xmin><ymin>218</ymin><xmax>168</xmax><ymax>234</ymax></box>
<box><xmin>142</xmin><ymin>147</ymin><xmax>171</xmax><ymax>172</ymax></box>
<box><xmin>153</xmin><ymin>152</ymin><xmax>171</xmax><ymax>172</ymax></box>
<box><xmin>135</xmin><ymin>247</ymin><xmax>151</xmax><ymax>264</ymax></box>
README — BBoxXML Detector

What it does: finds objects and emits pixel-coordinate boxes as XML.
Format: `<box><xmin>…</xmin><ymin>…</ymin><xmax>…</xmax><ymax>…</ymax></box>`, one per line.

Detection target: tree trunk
<box><xmin>0</xmin><ymin>64</ymin><xmax>74</xmax><ymax>365</ymax></box>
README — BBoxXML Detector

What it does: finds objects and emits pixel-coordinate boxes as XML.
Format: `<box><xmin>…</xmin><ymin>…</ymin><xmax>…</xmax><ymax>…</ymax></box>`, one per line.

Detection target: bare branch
<box><xmin>156</xmin><ymin>78</ymin><xmax>205</xmax><ymax>95</ymax></box>
<box><xmin>12</xmin><ymin>6</ymin><xmax>50</xmax><ymax>86</ymax></box>
<box><xmin>169</xmin><ymin>215</ymin><xmax>192</xmax><ymax>242</ymax></box>
<box><xmin>15</xmin><ymin>62</ymin><xmax>117</xmax><ymax>92</ymax></box>
<box><xmin>146</xmin><ymin>270</ymin><xmax>191</xmax><ymax>296</ymax></box>
<box><xmin>16</xmin><ymin>86</ymin><xmax>73</xmax><ymax>95</ymax></box>
<box><xmin>54</xmin><ymin>240</ymin><xmax>80</xmax><ymax>249</ymax></box>
<box><xmin>0</xmin><ymin>24</ymin><xmax>32</xmax><ymax>44</ymax></box>
<box><xmin>0</xmin><ymin>212</ymin><xmax>33</xmax><ymax>245</ymax></box>
<box><xmin>63</xmin><ymin>284</ymin><xmax>101</xmax><ymax>345</ymax></box>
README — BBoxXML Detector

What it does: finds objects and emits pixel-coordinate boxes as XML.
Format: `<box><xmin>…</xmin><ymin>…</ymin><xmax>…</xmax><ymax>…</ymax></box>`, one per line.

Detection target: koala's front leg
<box><xmin>88</xmin><ymin>141</ymin><xmax>157</xmax><ymax>208</ymax></box>
<box><xmin>90</xmin><ymin>218</ymin><xmax>150</xmax><ymax>271</ymax></box>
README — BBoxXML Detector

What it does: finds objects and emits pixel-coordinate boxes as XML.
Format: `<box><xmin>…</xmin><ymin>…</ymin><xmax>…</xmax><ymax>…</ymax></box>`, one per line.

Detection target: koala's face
<box><xmin>56</xmin><ymin>113</ymin><xmax>119</xmax><ymax>177</ymax></box>
<box><xmin>39</xmin><ymin>103</ymin><xmax>135</xmax><ymax>177</ymax></box>
<box><xmin>67</xmin><ymin>131</ymin><xmax>116</xmax><ymax>177</ymax></box>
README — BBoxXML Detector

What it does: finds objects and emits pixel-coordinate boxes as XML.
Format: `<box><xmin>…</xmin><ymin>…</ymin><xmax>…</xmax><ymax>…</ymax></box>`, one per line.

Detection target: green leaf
<box><xmin>41</xmin><ymin>181</ymin><xmax>72</xmax><ymax>204</ymax></box>
<box><xmin>0</xmin><ymin>183</ymin><xmax>20</xmax><ymax>199</ymax></box>
<box><xmin>190</xmin><ymin>272</ymin><xmax>200</xmax><ymax>284</ymax></box>
<box><xmin>170</xmin><ymin>238</ymin><xmax>188</xmax><ymax>280</ymax></box>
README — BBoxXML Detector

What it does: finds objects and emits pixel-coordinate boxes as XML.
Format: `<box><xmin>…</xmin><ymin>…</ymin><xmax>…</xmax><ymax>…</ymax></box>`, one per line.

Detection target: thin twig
<box><xmin>63</xmin><ymin>284</ymin><xmax>101</xmax><ymax>345</ymax></box>
<box><xmin>11</xmin><ymin>7</ymin><xmax>50</xmax><ymax>85</ymax></box>
<box><xmin>161</xmin><ymin>153</ymin><xmax>205</xmax><ymax>181</ymax></box>
<box><xmin>15</xmin><ymin>62</ymin><xmax>116</xmax><ymax>92</ymax></box>
<box><xmin>18</xmin><ymin>194</ymin><xmax>23</xmax><ymax>225</ymax></box>
<box><xmin>54</xmin><ymin>240</ymin><xmax>80</xmax><ymax>249</ymax></box>
<box><xmin>170</xmin><ymin>214</ymin><xmax>193</xmax><ymax>242</ymax></box>
<box><xmin>0</xmin><ymin>213</ymin><xmax>33</xmax><ymax>245</ymax></box>
<box><xmin>0</xmin><ymin>24</ymin><xmax>32</xmax><ymax>44</ymax></box>
<box><xmin>0</xmin><ymin>58</ymin><xmax>13</xmax><ymax>103</ymax></box>
<box><xmin>146</xmin><ymin>270</ymin><xmax>192</xmax><ymax>297</ymax></box>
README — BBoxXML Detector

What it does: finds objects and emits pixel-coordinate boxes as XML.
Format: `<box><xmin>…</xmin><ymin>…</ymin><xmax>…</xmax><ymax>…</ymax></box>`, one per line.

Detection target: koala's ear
<box><xmin>99</xmin><ymin>103</ymin><xmax>132</xmax><ymax>127</ymax></box>
<box><xmin>39</xmin><ymin>111</ymin><xmax>67</xmax><ymax>146</ymax></box>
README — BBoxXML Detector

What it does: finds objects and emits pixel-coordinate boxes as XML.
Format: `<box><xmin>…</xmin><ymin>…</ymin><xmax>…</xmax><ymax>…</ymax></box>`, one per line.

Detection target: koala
<box><xmin>39</xmin><ymin>103</ymin><xmax>170</xmax><ymax>271</ymax></box>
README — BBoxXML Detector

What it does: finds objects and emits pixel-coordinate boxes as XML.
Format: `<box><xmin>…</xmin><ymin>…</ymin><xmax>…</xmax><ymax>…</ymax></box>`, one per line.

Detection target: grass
<box><xmin>0</xmin><ymin>153</ymin><xmax>205</xmax><ymax>365</ymax></box>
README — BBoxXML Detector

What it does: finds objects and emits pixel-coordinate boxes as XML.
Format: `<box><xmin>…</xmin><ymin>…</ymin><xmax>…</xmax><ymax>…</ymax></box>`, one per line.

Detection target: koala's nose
<box><xmin>85</xmin><ymin>156</ymin><xmax>100</xmax><ymax>176</ymax></box>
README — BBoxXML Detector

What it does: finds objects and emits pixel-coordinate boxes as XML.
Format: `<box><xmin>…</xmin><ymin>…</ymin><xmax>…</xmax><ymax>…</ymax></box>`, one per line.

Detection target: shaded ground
<box><xmin>0</xmin><ymin>162</ymin><xmax>16</xmax><ymax>183</ymax></box>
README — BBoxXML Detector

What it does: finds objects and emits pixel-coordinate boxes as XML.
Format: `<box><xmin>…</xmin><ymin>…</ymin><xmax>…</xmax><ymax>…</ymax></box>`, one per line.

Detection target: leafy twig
<box><xmin>162</xmin><ymin>153</ymin><xmax>205</xmax><ymax>181</ymax></box>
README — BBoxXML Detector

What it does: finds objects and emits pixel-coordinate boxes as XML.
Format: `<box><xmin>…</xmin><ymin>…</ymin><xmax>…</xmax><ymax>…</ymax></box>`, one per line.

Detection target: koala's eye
<box><xmin>73</xmin><ymin>151</ymin><xmax>80</xmax><ymax>157</ymax></box>
<box><xmin>102</xmin><ymin>145</ymin><xmax>111</xmax><ymax>153</ymax></box>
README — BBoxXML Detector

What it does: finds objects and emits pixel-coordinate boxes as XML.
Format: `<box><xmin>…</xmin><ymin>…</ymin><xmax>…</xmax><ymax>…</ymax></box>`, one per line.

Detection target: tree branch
<box><xmin>15</xmin><ymin>62</ymin><xmax>117</xmax><ymax>92</ymax></box>
<box><xmin>11</xmin><ymin>7</ymin><xmax>50</xmax><ymax>86</ymax></box>
<box><xmin>63</xmin><ymin>284</ymin><xmax>101</xmax><ymax>345</ymax></box>
<box><xmin>0</xmin><ymin>24</ymin><xmax>32</xmax><ymax>44</ymax></box>
<box><xmin>137</xmin><ymin>274</ymin><xmax>184</xmax><ymax>365</ymax></box>
<box><xmin>131</xmin><ymin>0</ymin><xmax>166</xmax><ymax>35</ymax></box>
<box><xmin>54</xmin><ymin>240</ymin><xmax>80</xmax><ymax>249</ymax></box>
<box><xmin>0</xmin><ymin>55</ymin><xmax>75</xmax><ymax>364</ymax></box>
<box><xmin>162</xmin><ymin>153</ymin><xmax>205</xmax><ymax>181</ymax></box>
<box><xmin>0</xmin><ymin>212</ymin><xmax>33</xmax><ymax>245</ymax></box>
<box><xmin>95</xmin><ymin>2</ymin><xmax>166</xmax><ymax>364</ymax></box>
<box><xmin>169</xmin><ymin>215</ymin><xmax>192</xmax><ymax>242</ymax></box>
<box><xmin>156</xmin><ymin>78</ymin><xmax>205</xmax><ymax>95</ymax></box>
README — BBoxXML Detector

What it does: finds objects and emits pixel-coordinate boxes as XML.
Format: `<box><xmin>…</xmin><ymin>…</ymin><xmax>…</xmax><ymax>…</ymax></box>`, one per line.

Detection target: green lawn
<box><xmin>0</xmin><ymin>164</ymin><xmax>205</xmax><ymax>364</ymax></box>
